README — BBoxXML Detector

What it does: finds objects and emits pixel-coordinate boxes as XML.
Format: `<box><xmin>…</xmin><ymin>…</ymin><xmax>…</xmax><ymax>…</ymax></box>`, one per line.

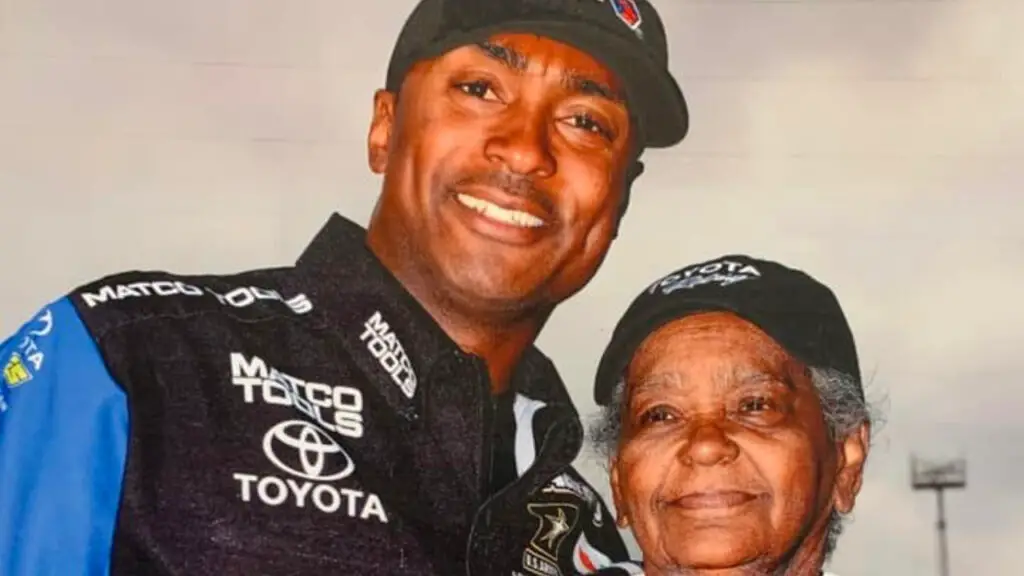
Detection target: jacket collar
<box><xmin>294</xmin><ymin>212</ymin><xmax>577</xmax><ymax>414</ymax></box>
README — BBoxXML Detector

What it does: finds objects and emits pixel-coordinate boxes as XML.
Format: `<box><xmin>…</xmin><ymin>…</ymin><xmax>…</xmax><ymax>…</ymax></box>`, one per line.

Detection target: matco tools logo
<box><xmin>360</xmin><ymin>311</ymin><xmax>417</xmax><ymax>399</ymax></box>
<box><xmin>80</xmin><ymin>280</ymin><xmax>312</xmax><ymax>315</ymax></box>
<box><xmin>229</xmin><ymin>353</ymin><xmax>387</xmax><ymax>523</ymax></box>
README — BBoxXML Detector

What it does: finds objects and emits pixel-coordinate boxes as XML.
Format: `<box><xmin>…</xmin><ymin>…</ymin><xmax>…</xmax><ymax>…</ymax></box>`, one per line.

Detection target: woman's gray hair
<box><xmin>589</xmin><ymin>365</ymin><xmax>879</xmax><ymax>561</ymax></box>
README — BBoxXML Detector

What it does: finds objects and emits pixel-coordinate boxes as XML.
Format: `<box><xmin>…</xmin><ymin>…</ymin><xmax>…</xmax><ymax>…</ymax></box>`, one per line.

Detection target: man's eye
<box><xmin>568</xmin><ymin>113</ymin><xmax>612</xmax><ymax>139</ymax></box>
<box><xmin>455</xmin><ymin>80</ymin><xmax>497</xmax><ymax>100</ymax></box>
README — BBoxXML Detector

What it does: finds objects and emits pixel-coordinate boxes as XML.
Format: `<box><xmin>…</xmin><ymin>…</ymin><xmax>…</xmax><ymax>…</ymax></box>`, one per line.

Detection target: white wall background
<box><xmin>2</xmin><ymin>0</ymin><xmax>1022</xmax><ymax>573</ymax></box>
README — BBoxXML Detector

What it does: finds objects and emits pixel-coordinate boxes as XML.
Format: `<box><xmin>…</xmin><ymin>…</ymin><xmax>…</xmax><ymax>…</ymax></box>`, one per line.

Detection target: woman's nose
<box><xmin>676</xmin><ymin>420</ymin><xmax>740</xmax><ymax>467</ymax></box>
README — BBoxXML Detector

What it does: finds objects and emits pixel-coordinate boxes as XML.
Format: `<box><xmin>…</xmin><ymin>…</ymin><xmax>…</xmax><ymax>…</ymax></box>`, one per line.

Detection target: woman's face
<box><xmin>610</xmin><ymin>312</ymin><xmax>867</xmax><ymax>574</ymax></box>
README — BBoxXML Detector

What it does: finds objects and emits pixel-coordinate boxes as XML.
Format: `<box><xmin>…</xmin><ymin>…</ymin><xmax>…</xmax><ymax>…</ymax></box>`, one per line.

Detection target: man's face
<box><xmin>366</xmin><ymin>32</ymin><xmax>634</xmax><ymax>317</ymax></box>
<box><xmin>610</xmin><ymin>312</ymin><xmax>868</xmax><ymax>574</ymax></box>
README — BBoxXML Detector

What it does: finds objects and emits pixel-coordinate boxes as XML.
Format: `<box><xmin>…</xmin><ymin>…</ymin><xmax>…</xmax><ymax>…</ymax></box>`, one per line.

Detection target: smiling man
<box><xmin>0</xmin><ymin>0</ymin><xmax>686</xmax><ymax>575</ymax></box>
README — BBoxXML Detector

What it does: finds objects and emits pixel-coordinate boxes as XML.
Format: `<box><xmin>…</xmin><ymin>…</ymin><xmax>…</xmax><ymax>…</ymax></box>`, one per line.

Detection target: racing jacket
<box><xmin>0</xmin><ymin>213</ymin><xmax>643</xmax><ymax>576</ymax></box>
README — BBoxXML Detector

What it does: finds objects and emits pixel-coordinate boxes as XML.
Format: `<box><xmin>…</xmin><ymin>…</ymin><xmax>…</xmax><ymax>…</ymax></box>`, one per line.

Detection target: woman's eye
<box><xmin>568</xmin><ymin>113</ymin><xmax>612</xmax><ymax>139</ymax></box>
<box><xmin>455</xmin><ymin>80</ymin><xmax>497</xmax><ymax>100</ymax></box>
<box><xmin>735</xmin><ymin>395</ymin><xmax>788</xmax><ymax>427</ymax></box>
<box><xmin>638</xmin><ymin>405</ymin><xmax>675</xmax><ymax>426</ymax></box>
<box><xmin>739</xmin><ymin>396</ymin><xmax>773</xmax><ymax>412</ymax></box>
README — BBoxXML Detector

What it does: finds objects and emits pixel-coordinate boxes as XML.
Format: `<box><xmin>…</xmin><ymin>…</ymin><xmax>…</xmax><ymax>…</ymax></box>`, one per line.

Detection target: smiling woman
<box><xmin>589</xmin><ymin>255</ymin><xmax>879</xmax><ymax>576</ymax></box>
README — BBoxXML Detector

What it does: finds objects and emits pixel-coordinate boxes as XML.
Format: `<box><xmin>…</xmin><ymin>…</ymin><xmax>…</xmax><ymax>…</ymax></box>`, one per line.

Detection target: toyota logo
<box><xmin>262</xmin><ymin>420</ymin><xmax>355</xmax><ymax>482</ymax></box>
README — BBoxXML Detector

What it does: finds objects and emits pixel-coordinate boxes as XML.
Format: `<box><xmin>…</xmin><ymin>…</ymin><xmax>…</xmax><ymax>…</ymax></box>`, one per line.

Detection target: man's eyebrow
<box><xmin>563</xmin><ymin>73</ymin><xmax>623</xmax><ymax>103</ymax></box>
<box><xmin>475</xmin><ymin>42</ymin><xmax>623</xmax><ymax>103</ymax></box>
<box><xmin>476</xmin><ymin>41</ymin><xmax>527</xmax><ymax>71</ymax></box>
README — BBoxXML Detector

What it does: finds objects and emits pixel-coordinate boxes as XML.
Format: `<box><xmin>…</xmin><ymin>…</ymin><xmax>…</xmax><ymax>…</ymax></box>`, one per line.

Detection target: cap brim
<box><xmin>409</xmin><ymin>21</ymin><xmax>689</xmax><ymax>149</ymax></box>
<box><xmin>594</xmin><ymin>300</ymin><xmax>780</xmax><ymax>406</ymax></box>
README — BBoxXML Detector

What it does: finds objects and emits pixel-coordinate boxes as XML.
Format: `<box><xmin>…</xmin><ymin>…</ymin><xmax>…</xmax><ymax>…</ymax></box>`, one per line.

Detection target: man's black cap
<box><xmin>594</xmin><ymin>255</ymin><xmax>862</xmax><ymax>406</ymax></box>
<box><xmin>385</xmin><ymin>0</ymin><xmax>688</xmax><ymax>149</ymax></box>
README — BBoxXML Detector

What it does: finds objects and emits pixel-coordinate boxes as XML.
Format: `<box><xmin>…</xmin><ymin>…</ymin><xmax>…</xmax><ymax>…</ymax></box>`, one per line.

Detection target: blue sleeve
<box><xmin>0</xmin><ymin>297</ymin><xmax>129</xmax><ymax>576</ymax></box>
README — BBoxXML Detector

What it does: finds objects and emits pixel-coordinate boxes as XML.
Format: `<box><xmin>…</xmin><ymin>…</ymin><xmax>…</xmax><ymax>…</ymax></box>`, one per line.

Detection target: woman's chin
<box><xmin>648</xmin><ymin>527</ymin><xmax>766</xmax><ymax>572</ymax></box>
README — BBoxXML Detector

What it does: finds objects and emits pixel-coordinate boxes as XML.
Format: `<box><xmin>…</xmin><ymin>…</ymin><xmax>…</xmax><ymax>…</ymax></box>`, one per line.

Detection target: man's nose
<box><xmin>483</xmin><ymin>108</ymin><xmax>556</xmax><ymax>178</ymax></box>
<box><xmin>676</xmin><ymin>420</ymin><xmax>740</xmax><ymax>467</ymax></box>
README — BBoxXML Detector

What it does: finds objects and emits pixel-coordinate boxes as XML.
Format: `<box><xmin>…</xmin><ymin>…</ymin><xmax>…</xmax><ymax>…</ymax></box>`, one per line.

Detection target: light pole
<box><xmin>910</xmin><ymin>456</ymin><xmax>966</xmax><ymax>576</ymax></box>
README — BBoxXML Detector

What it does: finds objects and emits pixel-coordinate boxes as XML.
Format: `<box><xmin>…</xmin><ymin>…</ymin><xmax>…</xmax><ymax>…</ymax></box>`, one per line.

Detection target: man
<box><xmin>589</xmin><ymin>255</ymin><xmax>874</xmax><ymax>576</ymax></box>
<box><xmin>0</xmin><ymin>0</ymin><xmax>686</xmax><ymax>574</ymax></box>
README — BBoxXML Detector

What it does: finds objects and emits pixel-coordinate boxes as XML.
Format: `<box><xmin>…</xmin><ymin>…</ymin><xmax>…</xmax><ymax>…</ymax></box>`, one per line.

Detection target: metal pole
<box><xmin>936</xmin><ymin>488</ymin><xmax>949</xmax><ymax>576</ymax></box>
<box><xmin>911</xmin><ymin>456</ymin><xmax>964</xmax><ymax>576</ymax></box>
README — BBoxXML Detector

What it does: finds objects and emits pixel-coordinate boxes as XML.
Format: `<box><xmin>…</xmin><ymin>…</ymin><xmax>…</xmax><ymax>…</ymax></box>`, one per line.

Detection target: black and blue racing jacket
<box><xmin>0</xmin><ymin>213</ymin><xmax>643</xmax><ymax>576</ymax></box>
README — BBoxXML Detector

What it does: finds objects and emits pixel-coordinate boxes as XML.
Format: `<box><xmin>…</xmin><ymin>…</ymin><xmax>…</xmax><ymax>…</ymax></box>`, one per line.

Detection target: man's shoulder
<box><xmin>68</xmin><ymin>266</ymin><xmax>313</xmax><ymax>335</ymax></box>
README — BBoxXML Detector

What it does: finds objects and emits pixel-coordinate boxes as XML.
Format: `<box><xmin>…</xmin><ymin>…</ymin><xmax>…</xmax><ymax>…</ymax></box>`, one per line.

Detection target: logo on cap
<box><xmin>646</xmin><ymin>259</ymin><xmax>762</xmax><ymax>296</ymax></box>
<box><xmin>606</xmin><ymin>0</ymin><xmax>643</xmax><ymax>31</ymax></box>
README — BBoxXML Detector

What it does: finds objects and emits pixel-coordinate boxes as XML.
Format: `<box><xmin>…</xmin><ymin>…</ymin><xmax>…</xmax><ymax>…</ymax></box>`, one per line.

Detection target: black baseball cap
<box><xmin>384</xmin><ymin>0</ymin><xmax>688</xmax><ymax>149</ymax></box>
<box><xmin>594</xmin><ymin>255</ymin><xmax>862</xmax><ymax>406</ymax></box>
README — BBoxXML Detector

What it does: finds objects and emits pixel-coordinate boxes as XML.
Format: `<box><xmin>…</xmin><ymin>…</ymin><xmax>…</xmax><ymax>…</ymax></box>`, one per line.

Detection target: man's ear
<box><xmin>609</xmin><ymin>457</ymin><xmax>631</xmax><ymax>528</ymax></box>
<box><xmin>832</xmin><ymin>423</ymin><xmax>870</xmax><ymax>514</ymax></box>
<box><xmin>368</xmin><ymin>89</ymin><xmax>396</xmax><ymax>174</ymax></box>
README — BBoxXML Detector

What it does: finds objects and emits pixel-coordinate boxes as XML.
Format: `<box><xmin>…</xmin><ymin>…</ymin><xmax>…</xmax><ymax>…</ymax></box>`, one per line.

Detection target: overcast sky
<box><xmin>2</xmin><ymin>0</ymin><xmax>1021</xmax><ymax>573</ymax></box>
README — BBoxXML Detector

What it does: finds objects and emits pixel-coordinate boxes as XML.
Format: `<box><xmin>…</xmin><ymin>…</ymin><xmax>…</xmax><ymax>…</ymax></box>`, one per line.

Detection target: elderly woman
<box><xmin>589</xmin><ymin>255</ymin><xmax>875</xmax><ymax>576</ymax></box>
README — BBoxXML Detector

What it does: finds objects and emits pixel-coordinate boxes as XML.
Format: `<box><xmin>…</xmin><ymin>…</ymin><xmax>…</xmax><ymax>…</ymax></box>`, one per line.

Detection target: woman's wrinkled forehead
<box><xmin>624</xmin><ymin>362</ymin><xmax>797</xmax><ymax>403</ymax></box>
<box><xmin>625</xmin><ymin>311</ymin><xmax>802</xmax><ymax>387</ymax></box>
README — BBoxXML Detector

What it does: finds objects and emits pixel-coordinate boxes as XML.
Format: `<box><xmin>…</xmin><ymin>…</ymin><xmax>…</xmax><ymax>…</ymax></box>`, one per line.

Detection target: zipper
<box><xmin>465</xmin><ymin>350</ymin><xmax>502</xmax><ymax>575</ymax></box>
<box><xmin>473</xmin><ymin>354</ymin><xmax>495</xmax><ymax>504</ymax></box>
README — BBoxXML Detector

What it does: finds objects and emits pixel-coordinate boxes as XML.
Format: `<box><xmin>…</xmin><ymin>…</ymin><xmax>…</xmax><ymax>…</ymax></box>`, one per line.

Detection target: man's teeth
<box><xmin>456</xmin><ymin>194</ymin><xmax>545</xmax><ymax>228</ymax></box>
